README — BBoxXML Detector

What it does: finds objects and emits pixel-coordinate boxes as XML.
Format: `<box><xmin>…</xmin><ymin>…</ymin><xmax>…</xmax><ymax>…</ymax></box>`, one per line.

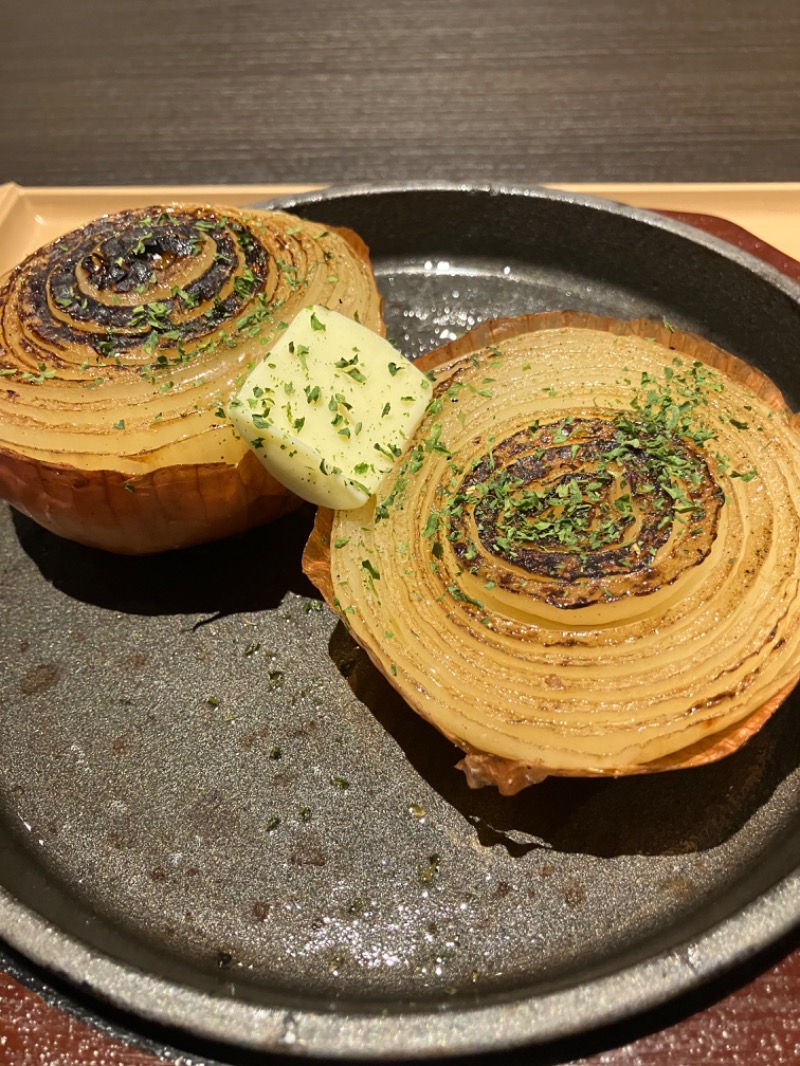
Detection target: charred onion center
<box><xmin>446</xmin><ymin>415</ymin><xmax>723</xmax><ymax>608</ymax></box>
<box><xmin>28</xmin><ymin>207</ymin><xmax>270</xmax><ymax>359</ymax></box>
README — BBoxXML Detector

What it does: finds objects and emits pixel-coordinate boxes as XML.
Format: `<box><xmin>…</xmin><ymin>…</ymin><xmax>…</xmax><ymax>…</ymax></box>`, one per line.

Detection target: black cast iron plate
<box><xmin>2</xmin><ymin>184</ymin><xmax>800</xmax><ymax>1059</ymax></box>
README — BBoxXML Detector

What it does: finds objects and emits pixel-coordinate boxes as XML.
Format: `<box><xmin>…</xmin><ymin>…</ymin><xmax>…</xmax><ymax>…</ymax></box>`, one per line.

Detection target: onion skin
<box><xmin>0</xmin><ymin>444</ymin><xmax>293</xmax><ymax>556</ymax></box>
<box><xmin>304</xmin><ymin>312</ymin><xmax>800</xmax><ymax>792</ymax></box>
<box><xmin>0</xmin><ymin>204</ymin><xmax>383</xmax><ymax>553</ymax></box>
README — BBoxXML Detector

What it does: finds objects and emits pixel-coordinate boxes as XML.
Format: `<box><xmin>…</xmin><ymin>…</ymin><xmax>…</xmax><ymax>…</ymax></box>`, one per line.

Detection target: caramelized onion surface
<box><xmin>304</xmin><ymin>313</ymin><xmax>800</xmax><ymax>792</ymax></box>
<box><xmin>0</xmin><ymin>204</ymin><xmax>382</xmax><ymax>552</ymax></box>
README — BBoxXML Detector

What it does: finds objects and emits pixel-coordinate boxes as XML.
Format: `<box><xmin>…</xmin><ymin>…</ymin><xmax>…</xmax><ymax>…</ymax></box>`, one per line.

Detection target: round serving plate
<box><xmin>2</xmin><ymin>183</ymin><xmax>800</xmax><ymax>1060</ymax></box>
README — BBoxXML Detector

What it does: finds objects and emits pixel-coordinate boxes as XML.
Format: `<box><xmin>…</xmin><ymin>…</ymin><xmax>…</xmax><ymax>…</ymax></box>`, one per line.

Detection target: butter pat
<box><xmin>229</xmin><ymin>305</ymin><xmax>432</xmax><ymax>508</ymax></box>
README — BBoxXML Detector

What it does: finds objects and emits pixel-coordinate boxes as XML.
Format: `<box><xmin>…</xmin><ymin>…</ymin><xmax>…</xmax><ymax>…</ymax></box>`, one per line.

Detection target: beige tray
<box><xmin>1</xmin><ymin>181</ymin><xmax>799</xmax><ymax>278</ymax></box>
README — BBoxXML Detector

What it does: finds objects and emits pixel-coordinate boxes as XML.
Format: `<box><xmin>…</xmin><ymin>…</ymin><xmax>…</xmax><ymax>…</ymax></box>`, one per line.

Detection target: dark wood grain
<box><xmin>2</xmin><ymin>1</ymin><xmax>800</xmax><ymax>1062</ymax></box>
<box><xmin>1</xmin><ymin>0</ymin><xmax>800</xmax><ymax>186</ymax></box>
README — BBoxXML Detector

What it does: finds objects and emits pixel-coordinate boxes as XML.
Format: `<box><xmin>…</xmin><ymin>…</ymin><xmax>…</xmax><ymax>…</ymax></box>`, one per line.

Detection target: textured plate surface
<box><xmin>3</xmin><ymin>183</ymin><xmax>800</xmax><ymax>1059</ymax></box>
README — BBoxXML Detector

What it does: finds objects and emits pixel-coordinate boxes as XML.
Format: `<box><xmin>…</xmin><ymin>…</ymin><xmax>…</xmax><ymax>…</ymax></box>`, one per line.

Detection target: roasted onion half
<box><xmin>304</xmin><ymin>312</ymin><xmax>800</xmax><ymax>793</ymax></box>
<box><xmin>0</xmin><ymin>204</ymin><xmax>382</xmax><ymax>553</ymax></box>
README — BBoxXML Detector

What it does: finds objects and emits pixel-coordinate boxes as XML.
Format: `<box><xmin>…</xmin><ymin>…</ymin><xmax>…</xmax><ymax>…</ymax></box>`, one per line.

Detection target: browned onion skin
<box><xmin>0</xmin><ymin>444</ymin><xmax>293</xmax><ymax>556</ymax></box>
<box><xmin>304</xmin><ymin>312</ymin><xmax>800</xmax><ymax>793</ymax></box>
<box><xmin>0</xmin><ymin>204</ymin><xmax>383</xmax><ymax>553</ymax></box>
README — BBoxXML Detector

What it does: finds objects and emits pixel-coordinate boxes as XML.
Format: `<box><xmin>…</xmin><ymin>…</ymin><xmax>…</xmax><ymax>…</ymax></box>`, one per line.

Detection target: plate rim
<box><xmin>4</xmin><ymin>862</ymin><xmax>800</xmax><ymax>1058</ymax></box>
<box><xmin>260</xmin><ymin>179</ymin><xmax>800</xmax><ymax>304</ymax></box>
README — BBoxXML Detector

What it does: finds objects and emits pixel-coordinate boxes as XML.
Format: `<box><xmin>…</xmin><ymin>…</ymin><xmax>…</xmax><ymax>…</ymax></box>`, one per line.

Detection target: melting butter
<box><xmin>229</xmin><ymin>305</ymin><xmax>431</xmax><ymax>507</ymax></box>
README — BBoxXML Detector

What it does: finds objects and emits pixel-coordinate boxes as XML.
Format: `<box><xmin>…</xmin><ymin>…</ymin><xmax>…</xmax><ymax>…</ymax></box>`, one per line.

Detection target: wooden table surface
<box><xmin>2</xmin><ymin>0</ymin><xmax>800</xmax><ymax>1063</ymax></box>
